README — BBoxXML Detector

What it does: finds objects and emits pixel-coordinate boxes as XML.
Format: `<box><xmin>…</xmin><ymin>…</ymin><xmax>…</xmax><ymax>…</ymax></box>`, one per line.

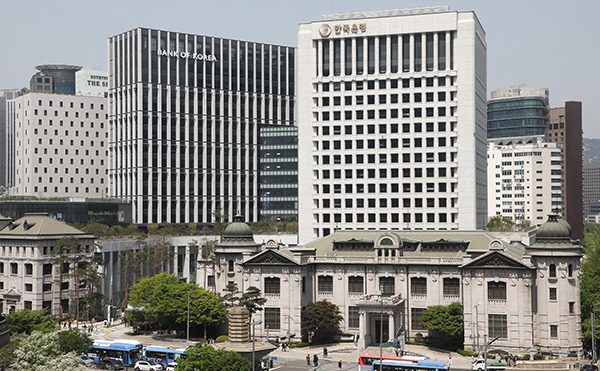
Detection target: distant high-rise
<box><xmin>30</xmin><ymin>65</ymin><xmax>82</xmax><ymax>95</ymax></box>
<box><xmin>487</xmin><ymin>86</ymin><xmax>549</xmax><ymax>140</ymax></box>
<box><xmin>0</xmin><ymin>89</ymin><xmax>19</xmax><ymax>188</ymax></box>
<box><xmin>583</xmin><ymin>162</ymin><xmax>600</xmax><ymax>218</ymax></box>
<box><xmin>549</xmin><ymin>102</ymin><xmax>583</xmax><ymax>240</ymax></box>
<box><xmin>108</xmin><ymin>28</ymin><xmax>296</xmax><ymax>225</ymax></box>
<box><xmin>297</xmin><ymin>7</ymin><xmax>488</xmax><ymax>243</ymax></box>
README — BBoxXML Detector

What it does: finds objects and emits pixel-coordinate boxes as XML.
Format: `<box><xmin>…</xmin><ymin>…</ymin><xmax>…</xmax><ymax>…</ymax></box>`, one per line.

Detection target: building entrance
<box><xmin>374</xmin><ymin>319</ymin><xmax>389</xmax><ymax>344</ymax></box>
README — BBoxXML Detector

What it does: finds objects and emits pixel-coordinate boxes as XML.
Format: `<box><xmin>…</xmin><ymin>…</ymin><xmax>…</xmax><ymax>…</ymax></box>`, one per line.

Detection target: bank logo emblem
<box><xmin>319</xmin><ymin>24</ymin><xmax>332</xmax><ymax>37</ymax></box>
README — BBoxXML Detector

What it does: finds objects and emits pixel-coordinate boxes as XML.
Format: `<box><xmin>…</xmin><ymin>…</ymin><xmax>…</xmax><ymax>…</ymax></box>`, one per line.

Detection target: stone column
<box><xmin>359</xmin><ymin>311</ymin><xmax>367</xmax><ymax>350</ymax></box>
<box><xmin>388</xmin><ymin>313</ymin><xmax>395</xmax><ymax>342</ymax></box>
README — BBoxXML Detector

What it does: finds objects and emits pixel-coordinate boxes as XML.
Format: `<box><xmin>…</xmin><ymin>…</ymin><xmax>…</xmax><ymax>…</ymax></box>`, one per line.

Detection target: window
<box><xmin>318</xmin><ymin>275</ymin><xmax>333</xmax><ymax>293</ymax></box>
<box><xmin>411</xmin><ymin>277</ymin><xmax>427</xmax><ymax>295</ymax></box>
<box><xmin>264</xmin><ymin>308</ymin><xmax>281</xmax><ymax>330</ymax></box>
<box><xmin>378</xmin><ymin>277</ymin><xmax>394</xmax><ymax>296</ymax></box>
<box><xmin>550</xmin><ymin>325</ymin><xmax>558</xmax><ymax>338</ymax></box>
<box><xmin>228</xmin><ymin>260</ymin><xmax>234</xmax><ymax>272</ymax></box>
<box><xmin>348</xmin><ymin>276</ymin><xmax>364</xmax><ymax>294</ymax></box>
<box><xmin>43</xmin><ymin>283</ymin><xmax>52</xmax><ymax>292</ymax></box>
<box><xmin>264</xmin><ymin>277</ymin><xmax>280</xmax><ymax>294</ymax></box>
<box><xmin>25</xmin><ymin>263</ymin><xmax>33</xmax><ymax>275</ymax></box>
<box><xmin>549</xmin><ymin>264</ymin><xmax>556</xmax><ymax>278</ymax></box>
<box><xmin>411</xmin><ymin>308</ymin><xmax>426</xmax><ymax>330</ymax></box>
<box><xmin>568</xmin><ymin>264</ymin><xmax>573</xmax><ymax>277</ymax></box>
<box><xmin>488</xmin><ymin>314</ymin><xmax>507</xmax><ymax>338</ymax></box>
<box><xmin>569</xmin><ymin>301</ymin><xmax>575</xmax><ymax>314</ymax></box>
<box><xmin>443</xmin><ymin>278</ymin><xmax>460</xmax><ymax>296</ymax></box>
<box><xmin>348</xmin><ymin>306</ymin><xmax>360</xmax><ymax>328</ymax></box>
<box><xmin>488</xmin><ymin>282</ymin><xmax>506</xmax><ymax>300</ymax></box>
<box><xmin>10</xmin><ymin>263</ymin><xmax>17</xmax><ymax>275</ymax></box>
<box><xmin>43</xmin><ymin>263</ymin><xmax>52</xmax><ymax>275</ymax></box>
<box><xmin>25</xmin><ymin>283</ymin><xmax>33</xmax><ymax>292</ymax></box>
<box><xmin>549</xmin><ymin>287</ymin><xmax>557</xmax><ymax>301</ymax></box>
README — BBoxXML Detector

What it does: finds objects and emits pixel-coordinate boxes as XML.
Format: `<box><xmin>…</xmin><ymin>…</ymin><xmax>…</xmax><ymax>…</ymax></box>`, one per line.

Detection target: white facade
<box><xmin>487</xmin><ymin>139</ymin><xmax>563</xmax><ymax>226</ymax></box>
<box><xmin>203</xmin><ymin>216</ymin><xmax>581</xmax><ymax>357</ymax></box>
<box><xmin>11</xmin><ymin>92</ymin><xmax>108</xmax><ymax>198</ymax></box>
<box><xmin>76</xmin><ymin>68</ymin><xmax>109</xmax><ymax>97</ymax></box>
<box><xmin>297</xmin><ymin>7</ymin><xmax>488</xmax><ymax>243</ymax></box>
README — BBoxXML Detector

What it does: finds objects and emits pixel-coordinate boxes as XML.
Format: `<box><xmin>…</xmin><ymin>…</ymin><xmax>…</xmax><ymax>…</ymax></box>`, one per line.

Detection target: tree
<box><xmin>57</xmin><ymin>328</ymin><xmax>93</xmax><ymax>354</ymax></box>
<box><xmin>52</xmin><ymin>236</ymin><xmax>79</xmax><ymax>316</ymax></box>
<box><xmin>128</xmin><ymin>273</ymin><xmax>180</xmax><ymax>308</ymax></box>
<box><xmin>239</xmin><ymin>286</ymin><xmax>266</xmax><ymax>316</ymax></box>
<box><xmin>11</xmin><ymin>331</ymin><xmax>85</xmax><ymax>371</ymax></box>
<box><xmin>421</xmin><ymin>302</ymin><xmax>464</xmax><ymax>349</ymax></box>
<box><xmin>486</xmin><ymin>215</ymin><xmax>515</xmax><ymax>232</ymax></box>
<box><xmin>301</xmin><ymin>300</ymin><xmax>343</xmax><ymax>342</ymax></box>
<box><xmin>175</xmin><ymin>343</ymin><xmax>250</xmax><ymax>371</ymax></box>
<box><xmin>6</xmin><ymin>309</ymin><xmax>55</xmax><ymax>335</ymax></box>
<box><xmin>213</xmin><ymin>204</ymin><xmax>229</xmax><ymax>241</ymax></box>
<box><xmin>82</xmin><ymin>222</ymin><xmax>110</xmax><ymax>237</ymax></box>
<box><xmin>222</xmin><ymin>282</ymin><xmax>240</xmax><ymax>308</ymax></box>
<box><xmin>580</xmin><ymin>227</ymin><xmax>600</xmax><ymax>345</ymax></box>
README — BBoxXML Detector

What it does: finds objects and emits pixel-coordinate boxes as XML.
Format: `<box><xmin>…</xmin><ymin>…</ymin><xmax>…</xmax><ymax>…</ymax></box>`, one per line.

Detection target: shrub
<box><xmin>414</xmin><ymin>333</ymin><xmax>424</xmax><ymax>344</ymax></box>
<box><xmin>295</xmin><ymin>342</ymin><xmax>309</xmax><ymax>348</ymax></box>
<box><xmin>517</xmin><ymin>354</ymin><xmax>530</xmax><ymax>360</ymax></box>
<box><xmin>457</xmin><ymin>349</ymin><xmax>477</xmax><ymax>356</ymax></box>
<box><xmin>215</xmin><ymin>335</ymin><xmax>229</xmax><ymax>343</ymax></box>
<box><xmin>533</xmin><ymin>353</ymin><xmax>544</xmax><ymax>360</ymax></box>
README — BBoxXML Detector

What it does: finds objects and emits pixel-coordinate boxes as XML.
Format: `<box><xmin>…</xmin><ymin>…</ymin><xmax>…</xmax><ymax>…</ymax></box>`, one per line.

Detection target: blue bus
<box><xmin>144</xmin><ymin>346</ymin><xmax>186</xmax><ymax>367</ymax></box>
<box><xmin>89</xmin><ymin>339</ymin><xmax>143</xmax><ymax>367</ymax></box>
<box><xmin>372</xmin><ymin>359</ymin><xmax>449</xmax><ymax>371</ymax></box>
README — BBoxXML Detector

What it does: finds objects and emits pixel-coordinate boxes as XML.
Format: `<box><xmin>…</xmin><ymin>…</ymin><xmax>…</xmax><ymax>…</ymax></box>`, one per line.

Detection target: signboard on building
<box><xmin>76</xmin><ymin>68</ymin><xmax>108</xmax><ymax>97</ymax></box>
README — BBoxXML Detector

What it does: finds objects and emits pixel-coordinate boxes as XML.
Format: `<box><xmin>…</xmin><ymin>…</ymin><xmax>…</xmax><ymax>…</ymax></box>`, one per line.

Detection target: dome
<box><xmin>536</xmin><ymin>215</ymin><xmax>571</xmax><ymax>240</ymax></box>
<box><xmin>223</xmin><ymin>214</ymin><xmax>254</xmax><ymax>238</ymax></box>
<box><xmin>557</xmin><ymin>218</ymin><xmax>573</xmax><ymax>236</ymax></box>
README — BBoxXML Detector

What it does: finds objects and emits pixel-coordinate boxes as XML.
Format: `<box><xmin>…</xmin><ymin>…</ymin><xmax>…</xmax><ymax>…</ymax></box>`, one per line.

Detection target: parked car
<box><xmin>96</xmin><ymin>359</ymin><xmax>125</xmax><ymax>370</ymax></box>
<box><xmin>581</xmin><ymin>364</ymin><xmax>599</xmax><ymax>371</ymax></box>
<box><xmin>78</xmin><ymin>354</ymin><xmax>95</xmax><ymax>367</ymax></box>
<box><xmin>166</xmin><ymin>362</ymin><xmax>177</xmax><ymax>371</ymax></box>
<box><xmin>134</xmin><ymin>360</ymin><xmax>164</xmax><ymax>371</ymax></box>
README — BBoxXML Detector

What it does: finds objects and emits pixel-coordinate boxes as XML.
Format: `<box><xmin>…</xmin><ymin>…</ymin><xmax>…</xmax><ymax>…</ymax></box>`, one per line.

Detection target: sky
<box><xmin>1</xmin><ymin>0</ymin><xmax>599</xmax><ymax>136</ymax></box>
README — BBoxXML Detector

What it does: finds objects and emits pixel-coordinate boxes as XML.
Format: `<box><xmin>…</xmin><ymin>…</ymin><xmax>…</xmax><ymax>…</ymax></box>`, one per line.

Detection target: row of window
<box><xmin>316</xmin><ymin>182</ymin><xmax>456</xmax><ymax>193</ymax></box>
<box><xmin>318</xmin><ymin>106</ymin><xmax>455</xmax><ymax>121</ymax></box>
<box><xmin>318</xmin><ymin>137</ymin><xmax>452</xmax><ymax>150</ymax></box>
<box><xmin>316</xmin><ymin>77</ymin><xmax>453</xmax><ymax>92</ymax></box>
<box><xmin>317</xmin><ymin>212</ymin><xmax>455</xmax><ymax>224</ymax></box>
<box><xmin>320</xmin><ymin>197</ymin><xmax>451</xmax><ymax>209</ymax></box>
<box><xmin>29</xmin><ymin>109</ymin><xmax>106</xmax><ymax>120</ymax></box>
<box><xmin>35</xmin><ymin>99</ymin><xmax>104</xmax><ymax>110</ymax></box>
<box><xmin>0</xmin><ymin>262</ymin><xmax>72</xmax><ymax>275</ymax></box>
<box><xmin>318</xmin><ymin>91</ymin><xmax>453</xmax><ymax>106</ymax></box>
<box><xmin>317</xmin><ymin>122</ymin><xmax>452</xmax><ymax>135</ymax></box>
<box><xmin>316</xmin><ymin>152</ymin><xmax>455</xmax><ymax>166</ymax></box>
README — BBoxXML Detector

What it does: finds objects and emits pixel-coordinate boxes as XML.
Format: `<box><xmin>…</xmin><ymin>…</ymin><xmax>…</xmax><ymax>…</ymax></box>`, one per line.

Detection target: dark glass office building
<box><xmin>109</xmin><ymin>28</ymin><xmax>295</xmax><ymax>224</ymax></box>
<box><xmin>258</xmin><ymin>125</ymin><xmax>298</xmax><ymax>222</ymax></box>
<box><xmin>31</xmin><ymin>65</ymin><xmax>82</xmax><ymax>95</ymax></box>
<box><xmin>487</xmin><ymin>86</ymin><xmax>549</xmax><ymax>139</ymax></box>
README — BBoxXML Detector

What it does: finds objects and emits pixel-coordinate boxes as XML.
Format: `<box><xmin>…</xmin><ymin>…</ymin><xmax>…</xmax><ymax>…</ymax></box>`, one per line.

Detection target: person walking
<box><xmin>323</xmin><ymin>346</ymin><xmax>328</xmax><ymax>358</ymax></box>
<box><xmin>306</xmin><ymin>354</ymin><xmax>311</xmax><ymax>366</ymax></box>
<box><xmin>313</xmin><ymin>354</ymin><xmax>319</xmax><ymax>367</ymax></box>
<box><xmin>338</xmin><ymin>360</ymin><xmax>342</xmax><ymax>370</ymax></box>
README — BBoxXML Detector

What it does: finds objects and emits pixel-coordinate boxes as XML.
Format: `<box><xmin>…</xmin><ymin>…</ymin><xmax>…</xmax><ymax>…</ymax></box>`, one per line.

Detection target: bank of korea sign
<box><xmin>157</xmin><ymin>49</ymin><xmax>217</xmax><ymax>62</ymax></box>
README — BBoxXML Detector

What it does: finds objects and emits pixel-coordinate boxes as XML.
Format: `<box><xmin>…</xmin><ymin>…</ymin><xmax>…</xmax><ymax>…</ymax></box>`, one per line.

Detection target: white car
<box><xmin>134</xmin><ymin>360</ymin><xmax>164</xmax><ymax>371</ymax></box>
<box><xmin>166</xmin><ymin>362</ymin><xmax>177</xmax><ymax>371</ymax></box>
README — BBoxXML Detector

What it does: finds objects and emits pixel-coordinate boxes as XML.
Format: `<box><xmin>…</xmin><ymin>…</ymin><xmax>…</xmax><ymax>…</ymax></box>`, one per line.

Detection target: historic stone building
<box><xmin>202</xmin><ymin>215</ymin><xmax>581</xmax><ymax>356</ymax></box>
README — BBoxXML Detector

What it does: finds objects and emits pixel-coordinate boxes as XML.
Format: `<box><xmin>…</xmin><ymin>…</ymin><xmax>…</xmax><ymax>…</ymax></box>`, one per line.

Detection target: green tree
<box><xmin>301</xmin><ymin>300</ymin><xmax>343</xmax><ymax>342</ymax></box>
<box><xmin>486</xmin><ymin>215</ymin><xmax>515</xmax><ymax>232</ymax></box>
<box><xmin>213</xmin><ymin>204</ymin><xmax>229</xmax><ymax>241</ymax></box>
<box><xmin>175</xmin><ymin>343</ymin><xmax>250</xmax><ymax>371</ymax></box>
<box><xmin>82</xmin><ymin>222</ymin><xmax>110</xmax><ymax>237</ymax></box>
<box><xmin>239</xmin><ymin>286</ymin><xmax>267</xmax><ymax>316</ymax></box>
<box><xmin>6</xmin><ymin>309</ymin><xmax>55</xmax><ymax>335</ymax></box>
<box><xmin>222</xmin><ymin>282</ymin><xmax>240</xmax><ymax>308</ymax></box>
<box><xmin>581</xmin><ymin>227</ymin><xmax>600</xmax><ymax>345</ymax></box>
<box><xmin>128</xmin><ymin>273</ymin><xmax>180</xmax><ymax>308</ymax></box>
<box><xmin>57</xmin><ymin>328</ymin><xmax>93</xmax><ymax>354</ymax></box>
<box><xmin>421</xmin><ymin>302</ymin><xmax>464</xmax><ymax>349</ymax></box>
<box><xmin>52</xmin><ymin>236</ymin><xmax>80</xmax><ymax>316</ymax></box>
<box><xmin>11</xmin><ymin>331</ymin><xmax>85</xmax><ymax>371</ymax></box>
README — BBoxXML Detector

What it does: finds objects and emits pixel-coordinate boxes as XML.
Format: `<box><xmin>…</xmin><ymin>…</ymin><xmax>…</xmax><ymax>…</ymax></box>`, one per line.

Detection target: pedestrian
<box><xmin>448</xmin><ymin>353</ymin><xmax>452</xmax><ymax>369</ymax></box>
<box><xmin>313</xmin><ymin>354</ymin><xmax>319</xmax><ymax>367</ymax></box>
<box><xmin>323</xmin><ymin>346</ymin><xmax>328</xmax><ymax>358</ymax></box>
<box><xmin>281</xmin><ymin>343</ymin><xmax>285</xmax><ymax>352</ymax></box>
<box><xmin>68</xmin><ymin>321</ymin><xmax>71</xmax><ymax>329</ymax></box>
<box><xmin>306</xmin><ymin>354</ymin><xmax>311</xmax><ymax>366</ymax></box>
<box><xmin>338</xmin><ymin>360</ymin><xmax>342</xmax><ymax>370</ymax></box>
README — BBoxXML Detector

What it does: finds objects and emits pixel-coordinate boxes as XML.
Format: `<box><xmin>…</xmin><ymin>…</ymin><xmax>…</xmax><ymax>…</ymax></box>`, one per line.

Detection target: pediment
<box><xmin>3</xmin><ymin>288</ymin><xmax>21</xmax><ymax>298</ymax></box>
<box><xmin>243</xmin><ymin>250</ymin><xmax>299</xmax><ymax>266</ymax></box>
<box><xmin>462</xmin><ymin>251</ymin><xmax>531</xmax><ymax>270</ymax></box>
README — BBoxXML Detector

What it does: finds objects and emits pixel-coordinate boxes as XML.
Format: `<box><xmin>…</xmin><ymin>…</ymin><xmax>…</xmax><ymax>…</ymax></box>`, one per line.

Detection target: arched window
<box><xmin>568</xmin><ymin>264</ymin><xmax>573</xmax><ymax>277</ymax></box>
<box><xmin>228</xmin><ymin>259</ymin><xmax>234</xmax><ymax>272</ymax></box>
<box><xmin>549</xmin><ymin>264</ymin><xmax>557</xmax><ymax>278</ymax></box>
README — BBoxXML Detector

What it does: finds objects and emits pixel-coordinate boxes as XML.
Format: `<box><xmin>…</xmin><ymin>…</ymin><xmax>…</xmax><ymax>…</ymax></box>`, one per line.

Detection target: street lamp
<box><xmin>245</xmin><ymin>319</ymin><xmax>262</xmax><ymax>371</ymax></box>
<box><xmin>378</xmin><ymin>292</ymin><xmax>388</xmax><ymax>371</ymax></box>
<box><xmin>474</xmin><ymin>303</ymin><xmax>481</xmax><ymax>355</ymax></box>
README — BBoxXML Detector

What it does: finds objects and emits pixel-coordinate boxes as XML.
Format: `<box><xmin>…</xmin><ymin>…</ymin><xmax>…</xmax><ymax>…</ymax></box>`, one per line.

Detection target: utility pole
<box><xmin>186</xmin><ymin>291</ymin><xmax>190</xmax><ymax>347</ymax></box>
<box><xmin>246</xmin><ymin>319</ymin><xmax>262</xmax><ymax>371</ymax></box>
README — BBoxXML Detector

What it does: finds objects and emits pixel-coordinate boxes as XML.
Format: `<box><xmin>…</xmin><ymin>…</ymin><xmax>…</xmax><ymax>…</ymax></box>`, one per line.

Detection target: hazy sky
<box><xmin>2</xmin><ymin>0</ymin><xmax>599</xmax><ymax>136</ymax></box>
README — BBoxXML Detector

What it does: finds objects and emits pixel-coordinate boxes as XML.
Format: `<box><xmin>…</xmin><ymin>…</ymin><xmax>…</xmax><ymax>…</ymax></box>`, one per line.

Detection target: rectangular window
<box><xmin>367</xmin><ymin>37</ymin><xmax>375</xmax><ymax>74</ymax></box>
<box><xmin>488</xmin><ymin>282</ymin><xmax>507</xmax><ymax>300</ymax></box>
<box><xmin>348</xmin><ymin>276</ymin><xmax>364</xmax><ymax>294</ymax></box>
<box><xmin>322</xmin><ymin>41</ymin><xmax>330</xmax><ymax>76</ymax></box>
<box><xmin>391</xmin><ymin>36</ymin><xmax>398</xmax><ymax>73</ymax></box>
<box><xmin>344</xmin><ymin>39</ymin><xmax>352</xmax><ymax>75</ymax></box>
<box><xmin>549</xmin><ymin>287</ymin><xmax>557</xmax><ymax>301</ymax></box>
<box><xmin>356</xmin><ymin>38</ymin><xmax>364</xmax><ymax>74</ymax></box>
<box><xmin>411</xmin><ymin>277</ymin><xmax>427</xmax><ymax>295</ymax></box>
<box><xmin>443</xmin><ymin>278</ymin><xmax>460</xmax><ymax>296</ymax></box>
<box><xmin>264</xmin><ymin>277</ymin><xmax>280</xmax><ymax>294</ymax></box>
<box><xmin>379</xmin><ymin>36</ymin><xmax>387</xmax><ymax>73</ymax></box>
<box><xmin>414</xmin><ymin>34</ymin><xmax>422</xmax><ymax>72</ymax></box>
<box><xmin>550</xmin><ymin>325</ymin><xmax>558</xmax><ymax>338</ymax></box>
<box><xmin>10</xmin><ymin>263</ymin><xmax>17</xmax><ymax>275</ymax></box>
<box><xmin>348</xmin><ymin>306</ymin><xmax>360</xmax><ymax>328</ymax></box>
<box><xmin>411</xmin><ymin>308</ymin><xmax>426</xmax><ymax>330</ymax></box>
<box><xmin>379</xmin><ymin>277</ymin><xmax>395</xmax><ymax>296</ymax></box>
<box><xmin>264</xmin><ymin>308</ymin><xmax>281</xmax><ymax>330</ymax></box>
<box><xmin>318</xmin><ymin>275</ymin><xmax>333</xmax><ymax>293</ymax></box>
<box><xmin>43</xmin><ymin>283</ymin><xmax>52</xmax><ymax>292</ymax></box>
<box><xmin>488</xmin><ymin>314</ymin><xmax>507</xmax><ymax>339</ymax></box>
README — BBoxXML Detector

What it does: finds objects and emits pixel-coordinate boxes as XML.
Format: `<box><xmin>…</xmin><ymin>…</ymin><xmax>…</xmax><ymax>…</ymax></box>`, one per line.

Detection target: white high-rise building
<box><xmin>487</xmin><ymin>138</ymin><xmax>563</xmax><ymax>226</ymax></box>
<box><xmin>297</xmin><ymin>7</ymin><xmax>488</xmax><ymax>243</ymax></box>
<box><xmin>11</xmin><ymin>92</ymin><xmax>108</xmax><ymax>198</ymax></box>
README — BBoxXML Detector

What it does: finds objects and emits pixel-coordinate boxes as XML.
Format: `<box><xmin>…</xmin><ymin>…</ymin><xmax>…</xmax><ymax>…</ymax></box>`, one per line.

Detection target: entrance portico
<box><xmin>357</xmin><ymin>294</ymin><xmax>404</xmax><ymax>350</ymax></box>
